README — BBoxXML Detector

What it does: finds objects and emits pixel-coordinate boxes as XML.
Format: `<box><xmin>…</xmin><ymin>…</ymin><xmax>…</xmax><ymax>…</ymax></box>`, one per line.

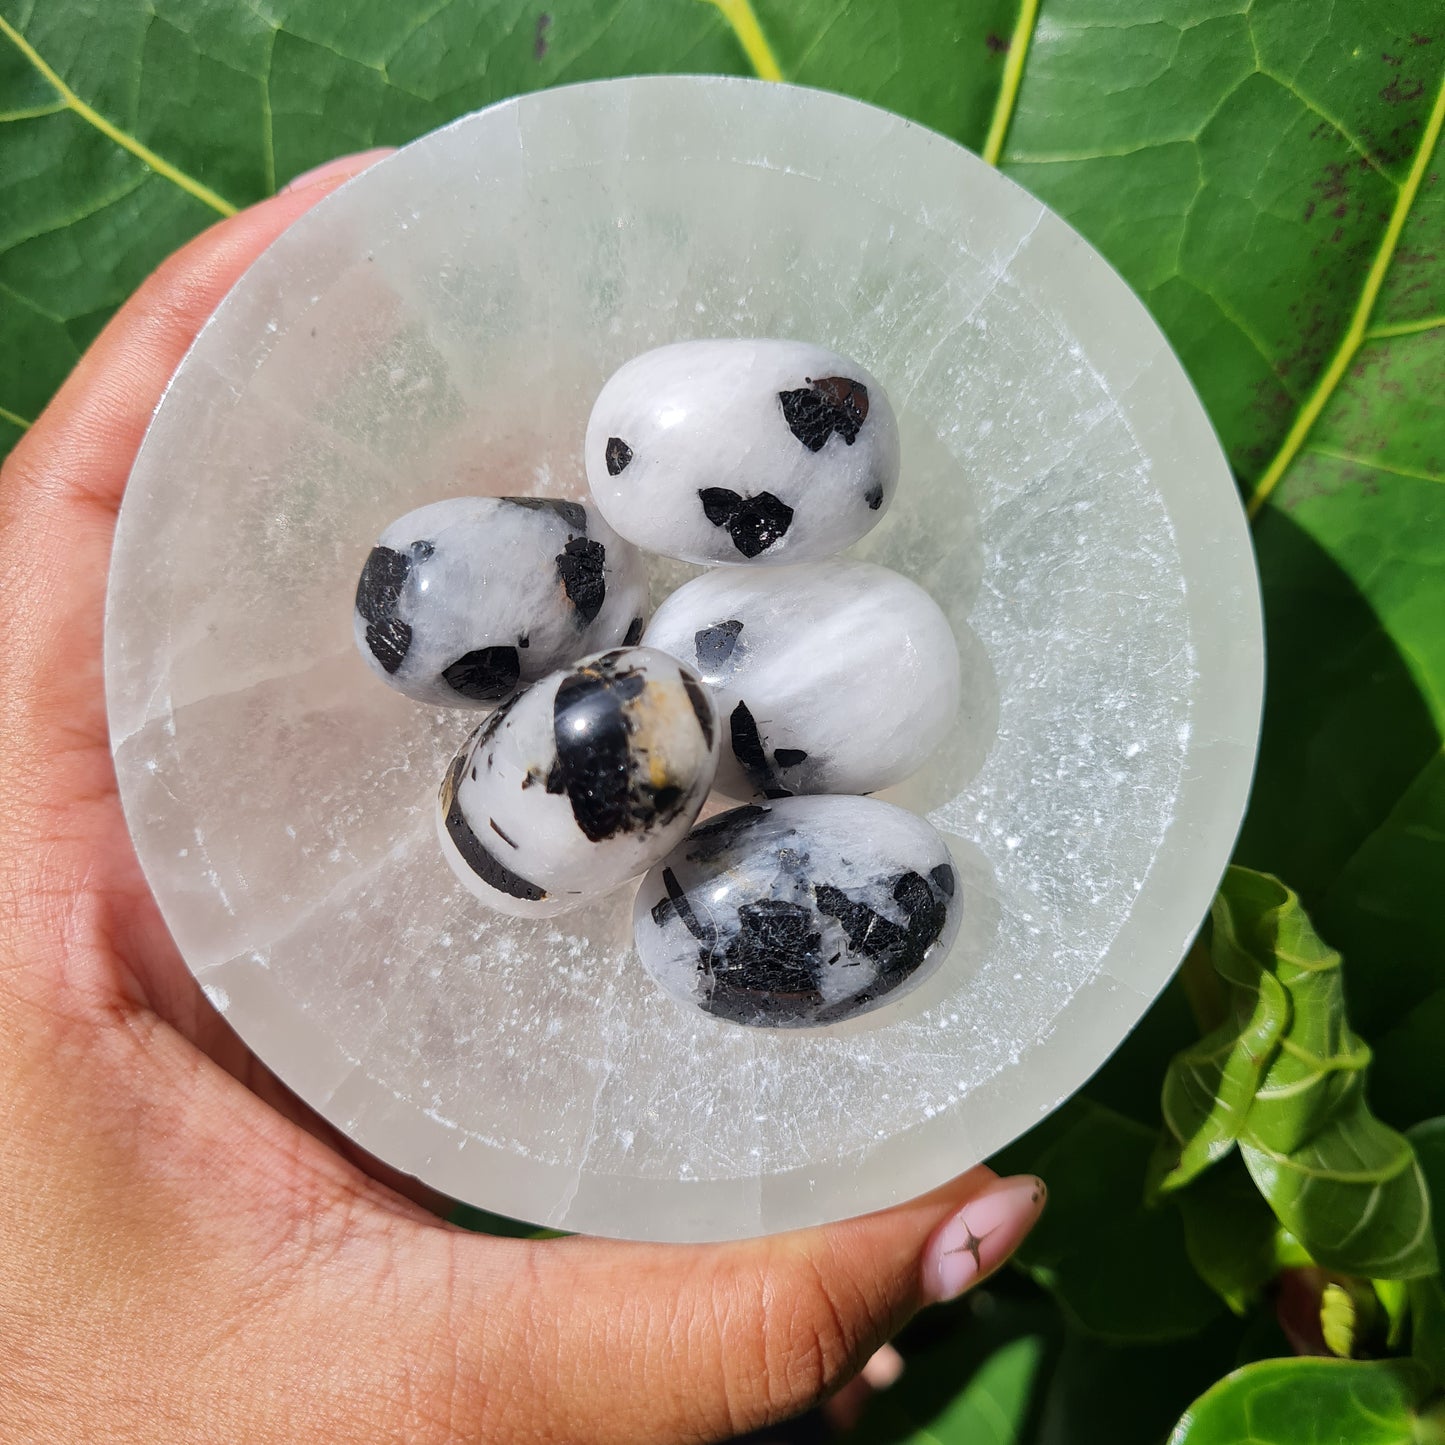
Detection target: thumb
<box><xmin>420</xmin><ymin>1167</ymin><xmax>1047</xmax><ymax>1444</ymax></box>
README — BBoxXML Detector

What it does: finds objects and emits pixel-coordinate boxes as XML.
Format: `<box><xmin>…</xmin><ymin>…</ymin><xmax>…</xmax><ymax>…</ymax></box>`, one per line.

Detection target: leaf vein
<box><xmin>1246</xmin><ymin>65</ymin><xmax>1445</xmax><ymax>519</ymax></box>
<box><xmin>699</xmin><ymin>0</ymin><xmax>782</xmax><ymax>81</ymax></box>
<box><xmin>0</xmin><ymin>98</ymin><xmax>66</xmax><ymax>121</ymax></box>
<box><xmin>1366</xmin><ymin>313</ymin><xmax>1445</xmax><ymax>340</ymax></box>
<box><xmin>1306</xmin><ymin>445</ymin><xmax>1445</xmax><ymax>489</ymax></box>
<box><xmin>259</xmin><ymin>23</ymin><xmax>277</xmax><ymax>194</ymax></box>
<box><xmin>1255</xmin><ymin>65</ymin><xmax>1394</xmax><ymax>182</ymax></box>
<box><xmin>0</xmin><ymin>276</ymin><xmax>68</xmax><ymax>326</ymax></box>
<box><xmin>0</xmin><ymin>13</ymin><xmax>238</xmax><ymax>217</ymax></box>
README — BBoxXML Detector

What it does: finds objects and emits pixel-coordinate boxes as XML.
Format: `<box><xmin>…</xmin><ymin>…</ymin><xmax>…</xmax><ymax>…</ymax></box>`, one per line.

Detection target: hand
<box><xmin>0</xmin><ymin>150</ymin><xmax>1046</xmax><ymax>1445</ymax></box>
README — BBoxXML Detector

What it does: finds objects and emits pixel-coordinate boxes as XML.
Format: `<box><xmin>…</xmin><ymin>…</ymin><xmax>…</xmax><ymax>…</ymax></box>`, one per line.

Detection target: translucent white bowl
<box><xmin>105</xmin><ymin>77</ymin><xmax>1263</xmax><ymax>1242</ymax></box>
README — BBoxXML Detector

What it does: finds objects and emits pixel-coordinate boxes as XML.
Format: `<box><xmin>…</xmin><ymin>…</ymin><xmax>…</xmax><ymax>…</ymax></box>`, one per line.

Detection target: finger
<box><xmin>397</xmin><ymin>1168</ymin><xmax>1047</xmax><ymax>1444</ymax></box>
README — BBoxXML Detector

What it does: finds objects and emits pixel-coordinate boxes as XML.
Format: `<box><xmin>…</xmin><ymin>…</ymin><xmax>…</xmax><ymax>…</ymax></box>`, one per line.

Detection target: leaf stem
<box><xmin>0</xmin><ymin>403</ymin><xmax>33</xmax><ymax>430</ymax></box>
<box><xmin>981</xmin><ymin>0</ymin><xmax>1042</xmax><ymax>165</ymax></box>
<box><xmin>1247</xmin><ymin>67</ymin><xmax>1445</xmax><ymax>520</ymax></box>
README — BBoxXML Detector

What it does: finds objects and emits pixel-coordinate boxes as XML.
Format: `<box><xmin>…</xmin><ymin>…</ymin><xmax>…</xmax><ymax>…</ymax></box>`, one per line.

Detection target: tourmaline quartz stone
<box><xmin>354</xmin><ymin>496</ymin><xmax>648</xmax><ymax>708</ymax></box>
<box><xmin>643</xmin><ymin>559</ymin><xmax>961</xmax><ymax>800</ymax></box>
<box><xmin>633</xmin><ymin>796</ymin><xmax>961</xmax><ymax>1027</ymax></box>
<box><xmin>584</xmin><ymin>339</ymin><xmax>900</xmax><ymax>565</ymax></box>
<box><xmin>437</xmin><ymin>646</ymin><xmax>720</xmax><ymax>917</ymax></box>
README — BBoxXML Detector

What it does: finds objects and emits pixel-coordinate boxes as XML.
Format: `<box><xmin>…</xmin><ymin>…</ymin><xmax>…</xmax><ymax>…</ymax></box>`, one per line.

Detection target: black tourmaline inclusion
<box><xmin>729</xmin><ymin>701</ymin><xmax>791</xmax><ymax>799</ymax></box>
<box><xmin>555</xmin><ymin>537</ymin><xmax>608</xmax><ymax>625</ymax></box>
<box><xmin>605</xmin><ymin>437</ymin><xmax>633</xmax><ymax>475</ymax></box>
<box><xmin>355</xmin><ymin>544</ymin><xmax>413</xmax><ymax>674</ymax></box>
<box><xmin>550</xmin><ymin>658</ymin><xmax>647</xmax><ymax>841</ymax></box>
<box><xmin>439</xmin><ymin>749</ymin><xmax>546</xmax><ymax>901</ymax></box>
<box><xmin>694</xmin><ymin>619</ymin><xmax>744</xmax><ymax>673</ymax></box>
<box><xmin>507</xmin><ymin>496</ymin><xmax>589</xmax><ymax>532</ymax></box>
<box><xmin>701</xmin><ymin>899</ymin><xmax>826</xmax><ymax>1023</ymax></box>
<box><xmin>697</xmin><ymin>488</ymin><xmax>794</xmax><ymax>558</ymax></box>
<box><xmin>778</xmin><ymin>375</ymin><xmax>870</xmax><ymax>452</ymax></box>
<box><xmin>442</xmin><ymin>646</ymin><xmax>521</xmax><ymax>701</ymax></box>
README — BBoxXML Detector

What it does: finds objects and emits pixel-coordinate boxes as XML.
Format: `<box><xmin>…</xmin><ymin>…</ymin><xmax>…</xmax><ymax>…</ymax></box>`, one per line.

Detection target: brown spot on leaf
<box><xmin>1382</xmin><ymin>77</ymin><xmax>1426</xmax><ymax>105</ymax></box>
<box><xmin>534</xmin><ymin>12</ymin><xmax>551</xmax><ymax>59</ymax></box>
<box><xmin>985</xmin><ymin>32</ymin><xmax>1009</xmax><ymax>53</ymax></box>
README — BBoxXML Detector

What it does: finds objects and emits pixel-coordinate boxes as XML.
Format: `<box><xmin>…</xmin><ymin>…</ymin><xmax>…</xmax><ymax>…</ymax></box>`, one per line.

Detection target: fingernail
<box><xmin>282</xmin><ymin>147</ymin><xmax>397</xmax><ymax>193</ymax></box>
<box><xmin>921</xmin><ymin>1175</ymin><xmax>1046</xmax><ymax>1304</ymax></box>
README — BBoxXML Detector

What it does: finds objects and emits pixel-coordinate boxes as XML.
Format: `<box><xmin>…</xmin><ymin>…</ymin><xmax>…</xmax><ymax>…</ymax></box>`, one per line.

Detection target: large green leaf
<box><xmin>848</xmin><ymin>1286</ymin><xmax>1249</xmax><ymax>1445</ymax></box>
<box><xmin>0</xmin><ymin>0</ymin><xmax>1022</xmax><ymax>438</ymax></box>
<box><xmin>1156</xmin><ymin>867</ymin><xmax>1437</xmax><ymax>1281</ymax></box>
<box><xmin>849</xmin><ymin>1329</ymin><xmax>1052</xmax><ymax>1445</ymax></box>
<box><xmin>1030</xmin><ymin>1317</ymin><xmax>1252</xmax><ymax>1445</ymax></box>
<box><xmin>1409</xmin><ymin>1119</ymin><xmax>1445</xmax><ymax>1383</ymax></box>
<box><xmin>1169</xmin><ymin>1358</ymin><xmax>1441</xmax><ymax>1445</ymax></box>
<box><xmin>1176</xmin><ymin>1157</ymin><xmax>1286</xmax><ymax>1316</ymax></box>
<box><xmin>1001</xmin><ymin>8</ymin><xmax>1445</xmax><ymax>1069</ymax></box>
<box><xmin>993</xmin><ymin>1099</ymin><xmax>1224</xmax><ymax>1342</ymax></box>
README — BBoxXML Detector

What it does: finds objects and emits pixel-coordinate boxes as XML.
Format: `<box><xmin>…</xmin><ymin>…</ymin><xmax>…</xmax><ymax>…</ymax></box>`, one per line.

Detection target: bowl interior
<box><xmin>105</xmin><ymin>77</ymin><xmax>1262</xmax><ymax>1241</ymax></box>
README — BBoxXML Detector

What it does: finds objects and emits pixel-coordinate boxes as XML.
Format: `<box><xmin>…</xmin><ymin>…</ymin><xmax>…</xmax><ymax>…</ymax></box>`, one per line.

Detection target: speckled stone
<box><xmin>634</xmin><ymin>795</ymin><xmax>961</xmax><ymax>1027</ymax></box>
<box><xmin>585</xmin><ymin>339</ymin><xmax>900</xmax><ymax>565</ymax></box>
<box><xmin>438</xmin><ymin>646</ymin><xmax>720</xmax><ymax>916</ymax></box>
<box><xmin>643</xmin><ymin>559</ymin><xmax>960</xmax><ymax>799</ymax></box>
<box><xmin>354</xmin><ymin>495</ymin><xmax>648</xmax><ymax>707</ymax></box>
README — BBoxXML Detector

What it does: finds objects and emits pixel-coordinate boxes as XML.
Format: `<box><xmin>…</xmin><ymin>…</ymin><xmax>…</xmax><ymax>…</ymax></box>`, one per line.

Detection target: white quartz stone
<box><xmin>635</xmin><ymin>797</ymin><xmax>962</xmax><ymax>1027</ymax></box>
<box><xmin>437</xmin><ymin>646</ymin><xmax>719</xmax><ymax>916</ymax></box>
<box><xmin>585</xmin><ymin>339</ymin><xmax>900</xmax><ymax>565</ymax></box>
<box><xmin>355</xmin><ymin>495</ymin><xmax>647</xmax><ymax>707</ymax></box>
<box><xmin>104</xmin><ymin>78</ymin><xmax>1263</xmax><ymax>1242</ymax></box>
<box><xmin>643</xmin><ymin>559</ymin><xmax>960</xmax><ymax>799</ymax></box>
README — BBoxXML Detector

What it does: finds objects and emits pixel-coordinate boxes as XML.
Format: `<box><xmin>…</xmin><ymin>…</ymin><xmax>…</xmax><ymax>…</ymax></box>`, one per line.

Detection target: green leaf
<box><xmin>1030</xmin><ymin>1316</ymin><xmax>1253</xmax><ymax>1445</ymax></box>
<box><xmin>1153</xmin><ymin>895</ymin><xmax>1291</xmax><ymax>1192</ymax></box>
<box><xmin>850</xmin><ymin>1287</ymin><xmax>1251</xmax><ymax>1445</ymax></box>
<box><xmin>1078</xmin><ymin>971</ymin><xmax>1202</xmax><ymax>1130</ymax></box>
<box><xmin>1169</xmin><ymin>1358</ymin><xmax>1441</xmax><ymax>1445</ymax></box>
<box><xmin>1177</xmin><ymin>1157</ymin><xmax>1283</xmax><ymax>1315</ymax></box>
<box><xmin>0</xmin><ymin>0</ymin><xmax>1027</xmax><ymax>445</ymax></box>
<box><xmin>1239</xmin><ymin>1095</ymin><xmax>1433</xmax><ymax>1282</ymax></box>
<box><xmin>1410</xmin><ymin>1277</ymin><xmax>1445</xmax><ymax>1386</ymax></box>
<box><xmin>1157</xmin><ymin>867</ymin><xmax>1437</xmax><ymax>1281</ymax></box>
<box><xmin>847</xmin><ymin>1287</ymin><xmax>1062</xmax><ymax>1445</ymax></box>
<box><xmin>1000</xmin><ymin>16</ymin><xmax>1445</xmax><ymax>1065</ymax></box>
<box><xmin>993</xmin><ymin>1099</ymin><xmax>1224</xmax><ymax>1342</ymax></box>
<box><xmin>851</xmin><ymin>1333</ymin><xmax>1050</xmax><ymax>1445</ymax></box>
<box><xmin>1407</xmin><ymin>1119</ymin><xmax>1445</xmax><ymax>1382</ymax></box>
<box><xmin>1375</xmin><ymin>994</ymin><xmax>1445</xmax><ymax>1134</ymax></box>
<box><xmin>446</xmin><ymin>1201</ymin><xmax>562</xmax><ymax>1239</ymax></box>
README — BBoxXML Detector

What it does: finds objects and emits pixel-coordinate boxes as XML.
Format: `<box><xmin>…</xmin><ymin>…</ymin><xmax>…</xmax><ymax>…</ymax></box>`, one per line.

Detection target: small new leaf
<box><xmin>1157</xmin><ymin>868</ymin><xmax>1437</xmax><ymax>1282</ymax></box>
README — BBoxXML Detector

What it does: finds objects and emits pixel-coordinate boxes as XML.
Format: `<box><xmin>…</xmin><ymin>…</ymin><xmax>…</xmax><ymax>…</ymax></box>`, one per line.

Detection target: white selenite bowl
<box><xmin>105</xmin><ymin>77</ymin><xmax>1263</xmax><ymax>1242</ymax></box>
